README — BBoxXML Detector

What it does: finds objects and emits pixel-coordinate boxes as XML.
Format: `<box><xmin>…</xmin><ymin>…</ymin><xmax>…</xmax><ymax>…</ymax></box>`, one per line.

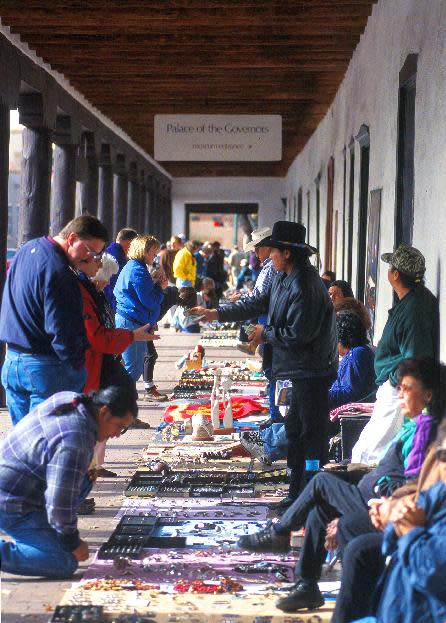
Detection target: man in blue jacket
<box><xmin>103</xmin><ymin>227</ymin><xmax>137</xmax><ymax>310</ymax></box>
<box><xmin>0</xmin><ymin>215</ymin><xmax>109</xmax><ymax>424</ymax></box>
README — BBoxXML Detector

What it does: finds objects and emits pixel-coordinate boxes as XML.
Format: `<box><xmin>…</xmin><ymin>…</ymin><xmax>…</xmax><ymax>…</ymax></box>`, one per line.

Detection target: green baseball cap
<box><xmin>381</xmin><ymin>243</ymin><xmax>425</xmax><ymax>281</ymax></box>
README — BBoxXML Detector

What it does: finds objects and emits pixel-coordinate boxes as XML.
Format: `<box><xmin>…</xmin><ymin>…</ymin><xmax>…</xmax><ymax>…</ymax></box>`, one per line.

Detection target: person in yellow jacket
<box><xmin>173</xmin><ymin>240</ymin><xmax>201</xmax><ymax>287</ymax></box>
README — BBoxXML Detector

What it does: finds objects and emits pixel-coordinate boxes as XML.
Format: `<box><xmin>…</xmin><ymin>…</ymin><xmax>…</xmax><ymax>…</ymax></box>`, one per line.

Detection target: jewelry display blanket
<box><xmin>84</xmin><ymin>549</ymin><xmax>297</xmax><ymax>584</ymax></box>
<box><xmin>58</xmin><ymin>589</ymin><xmax>334</xmax><ymax>622</ymax></box>
<box><xmin>116</xmin><ymin>498</ymin><xmax>269</xmax><ymax>521</ymax></box>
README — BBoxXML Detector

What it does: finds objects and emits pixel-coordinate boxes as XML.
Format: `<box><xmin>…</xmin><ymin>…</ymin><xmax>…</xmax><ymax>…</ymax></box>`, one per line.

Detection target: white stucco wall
<box><xmin>284</xmin><ymin>0</ymin><xmax>446</xmax><ymax>354</ymax></box>
<box><xmin>171</xmin><ymin>177</ymin><xmax>286</xmax><ymax>236</ymax></box>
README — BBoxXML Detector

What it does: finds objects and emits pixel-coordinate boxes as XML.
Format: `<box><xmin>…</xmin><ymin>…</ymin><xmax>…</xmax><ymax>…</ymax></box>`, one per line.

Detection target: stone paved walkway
<box><xmin>0</xmin><ymin>329</ymin><xmax>209</xmax><ymax>623</ymax></box>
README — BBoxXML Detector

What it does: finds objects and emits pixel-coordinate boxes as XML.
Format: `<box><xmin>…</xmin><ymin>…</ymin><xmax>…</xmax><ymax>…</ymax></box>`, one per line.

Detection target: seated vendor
<box><xmin>238</xmin><ymin>356</ymin><xmax>445</xmax><ymax>613</ymax></box>
<box><xmin>0</xmin><ymin>387</ymin><xmax>137</xmax><ymax>578</ymax></box>
<box><xmin>329</xmin><ymin>309</ymin><xmax>376</xmax><ymax>408</ymax></box>
<box><xmin>241</xmin><ymin>310</ymin><xmax>376</xmax><ymax>462</ymax></box>
<box><xmin>173</xmin><ymin>277</ymin><xmax>218</xmax><ymax>333</ymax></box>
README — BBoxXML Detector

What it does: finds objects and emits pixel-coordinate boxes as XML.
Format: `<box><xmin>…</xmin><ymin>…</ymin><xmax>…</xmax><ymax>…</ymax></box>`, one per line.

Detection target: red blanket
<box><xmin>163</xmin><ymin>397</ymin><xmax>268</xmax><ymax>423</ymax></box>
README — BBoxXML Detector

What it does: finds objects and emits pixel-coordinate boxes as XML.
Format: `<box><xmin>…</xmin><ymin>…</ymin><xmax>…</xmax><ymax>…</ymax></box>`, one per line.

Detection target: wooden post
<box><xmin>78</xmin><ymin>131</ymin><xmax>98</xmax><ymax>216</ymax></box>
<box><xmin>144</xmin><ymin>175</ymin><xmax>154</xmax><ymax>234</ymax></box>
<box><xmin>0</xmin><ymin>98</ymin><xmax>10</xmax><ymax>406</ymax></box>
<box><xmin>113</xmin><ymin>153</ymin><xmax>127</xmax><ymax>238</ymax></box>
<box><xmin>138</xmin><ymin>170</ymin><xmax>146</xmax><ymax>233</ymax></box>
<box><xmin>127</xmin><ymin>161</ymin><xmax>139</xmax><ymax>230</ymax></box>
<box><xmin>98</xmin><ymin>143</ymin><xmax>113</xmax><ymax>234</ymax></box>
<box><xmin>50</xmin><ymin>116</ymin><xmax>76</xmax><ymax>234</ymax></box>
<box><xmin>17</xmin><ymin>93</ymin><xmax>52</xmax><ymax>245</ymax></box>
<box><xmin>152</xmin><ymin>177</ymin><xmax>160</xmax><ymax>239</ymax></box>
<box><xmin>165</xmin><ymin>181</ymin><xmax>172</xmax><ymax>239</ymax></box>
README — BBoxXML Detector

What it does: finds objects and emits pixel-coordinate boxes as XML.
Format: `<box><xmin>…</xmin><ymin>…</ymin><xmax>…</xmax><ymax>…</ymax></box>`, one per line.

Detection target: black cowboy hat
<box><xmin>257</xmin><ymin>221</ymin><xmax>318</xmax><ymax>255</ymax></box>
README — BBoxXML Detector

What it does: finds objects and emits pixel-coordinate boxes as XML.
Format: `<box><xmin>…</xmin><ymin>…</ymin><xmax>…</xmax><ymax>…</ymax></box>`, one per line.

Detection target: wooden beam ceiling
<box><xmin>0</xmin><ymin>0</ymin><xmax>376</xmax><ymax>176</ymax></box>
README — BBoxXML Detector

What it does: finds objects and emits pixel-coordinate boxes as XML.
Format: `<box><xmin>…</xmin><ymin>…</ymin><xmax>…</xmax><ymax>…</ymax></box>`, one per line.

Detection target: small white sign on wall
<box><xmin>154</xmin><ymin>114</ymin><xmax>282</xmax><ymax>162</ymax></box>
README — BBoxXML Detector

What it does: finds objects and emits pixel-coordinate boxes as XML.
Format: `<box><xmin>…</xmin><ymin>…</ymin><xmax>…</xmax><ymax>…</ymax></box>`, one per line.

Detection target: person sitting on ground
<box><xmin>172</xmin><ymin>278</ymin><xmax>217</xmax><ymax>333</ymax></box>
<box><xmin>328</xmin><ymin>279</ymin><xmax>354</xmax><ymax>304</ymax></box>
<box><xmin>0</xmin><ymin>387</ymin><xmax>137</xmax><ymax>579</ymax></box>
<box><xmin>332</xmin><ymin>416</ymin><xmax>446</xmax><ymax>623</ymax></box>
<box><xmin>238</xmin><ymin>356</ymin><xmax>446</xmax><ymax>613</ymax></box>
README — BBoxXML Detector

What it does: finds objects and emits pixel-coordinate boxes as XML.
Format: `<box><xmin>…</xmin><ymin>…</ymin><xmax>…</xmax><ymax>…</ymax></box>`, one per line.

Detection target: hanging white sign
<box><xmin>154</xmin><ymin>114</ymin><xmax>282</xmax><ymax>162</ymax></box>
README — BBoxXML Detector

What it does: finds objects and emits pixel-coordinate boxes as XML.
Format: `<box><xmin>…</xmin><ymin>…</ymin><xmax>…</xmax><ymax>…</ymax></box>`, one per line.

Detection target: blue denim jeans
<box><xmin>115</xmin><ymin>314</ymin><xmax>146</xmax><ymax>381</ymax></box>
<box><xmin>264</xmin><ymin>367</ymin><xmax>283</xmax><ymax>423</ymax></box>
<box><xmin>1</xmin><ymin>350</ymin><xmax>87</xmax><ymax>425</ymax></box>
<box><xmin>0</xmin><ymin>475</ymin><xmax>92</xmax><ymax>578</ymax></box>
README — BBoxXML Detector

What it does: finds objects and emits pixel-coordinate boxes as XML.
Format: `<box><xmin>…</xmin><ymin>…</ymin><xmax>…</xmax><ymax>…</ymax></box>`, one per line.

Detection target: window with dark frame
<box><xmin>355</xmin><ymin>125</ymin><xmax>370</xmax><ymax>303</ymax></box>
<box><xmin>395</xmin><ymin>54</ymin><xmax>417</xmax><ymax>247</ymax></box>
<box><xmin>347</xmin><ymin>138</ymin><xmax>355</xmax><ymax>284</ymax></box>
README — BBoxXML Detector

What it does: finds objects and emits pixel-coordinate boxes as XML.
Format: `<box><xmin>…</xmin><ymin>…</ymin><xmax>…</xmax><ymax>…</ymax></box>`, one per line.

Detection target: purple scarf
<box><xmin>405</xmin><ymin>412</ymin><xmax>434</xmax><ymax>478</ymax></box>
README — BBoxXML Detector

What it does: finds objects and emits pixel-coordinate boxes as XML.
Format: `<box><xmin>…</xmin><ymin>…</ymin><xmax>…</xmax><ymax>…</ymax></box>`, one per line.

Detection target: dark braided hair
<box><xmin>336</xmin><ymin>310</ymin><xmax>368</xmax><ymax>348</ymax></box>
<box><xmin>53</xmin><ymin>386</ymin><xmax>138</xmax><ymax>420</ymax></box>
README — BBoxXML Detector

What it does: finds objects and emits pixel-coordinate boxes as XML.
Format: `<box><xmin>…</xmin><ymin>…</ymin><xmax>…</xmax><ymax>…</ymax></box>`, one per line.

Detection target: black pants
<box><xmin>285</xmin><ymin>376</ymin><xmax>331</xmax><ymax>497</ymax></box>
<box><xmin>331</xmin><ymin>532</ymin><xmax>384</xmax><ymax>623</ymax></box>
<box><xmin>143</xmin><ymin>286</ymin><xmax>178</xmax><ymax>385</ymax></box>
<box><xmin>278</xmin><ymin>471</ymin><xmax>369</xmax><ymax>582</ymax></box>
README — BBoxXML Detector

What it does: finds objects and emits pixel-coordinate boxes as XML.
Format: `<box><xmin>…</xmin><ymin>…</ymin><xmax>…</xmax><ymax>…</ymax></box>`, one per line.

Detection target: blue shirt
<box><xmin>0</xmin><ymin>392</ymin><xmax>97</xmax><ymax>550</ymax></box>
<box><xmin>103</xmin><ymin>241</ymin><xmax>128</xmax><ymax>310</ymax></box>
<box><xmin>245</xmin><ymin>257</ymin><xmax>276</xmax><ymax>298</ymax></box>
<box><xmin>329</xmin><ymin>345</ymin><xmax>376</xmax><ymax>409</ymax></box>
<box><xmin>0</xmin><ymin>237</ymin><xmax>89</xmax><ymax>368</ymax></box>
<box><xmin>114</xmin><ymin>259</ymin><xmax>164</xmax><ymax>325</ymax></box>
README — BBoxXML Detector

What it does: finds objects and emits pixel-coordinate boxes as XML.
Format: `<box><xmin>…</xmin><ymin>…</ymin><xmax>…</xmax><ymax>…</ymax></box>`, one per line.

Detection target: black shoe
<box><xmin>78</xmin><ymin>498</ymin><xmax>95</xmax><ymax>516</ymax></box>
<box><xmin>270</xmin><ymin>496</ymin><xmax>296</xmax><ymax>512</ymax></box>
<box><xmin>237</xmin><ymin>522</ymin><xmax>290</xmax><ymax>553</ymax></box>
<box><xmin>276</xmin><ymin>580</ymin><xmax>324</xmax><ymax>612</ymax></box>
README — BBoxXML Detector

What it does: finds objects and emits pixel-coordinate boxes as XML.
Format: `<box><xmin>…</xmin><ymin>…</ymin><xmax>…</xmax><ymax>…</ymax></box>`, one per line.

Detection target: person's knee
<box><xmin>45</xmin><ymin>553</ymin><xmax>78</xmax><ymax>579</ymax></box>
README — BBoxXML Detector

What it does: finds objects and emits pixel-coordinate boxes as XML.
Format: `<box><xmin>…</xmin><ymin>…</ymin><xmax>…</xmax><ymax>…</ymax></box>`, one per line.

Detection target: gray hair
<box><xmin>91</xmin><ymin>252</ymin><xmax>119</xmax><ymax>284</ymax></box>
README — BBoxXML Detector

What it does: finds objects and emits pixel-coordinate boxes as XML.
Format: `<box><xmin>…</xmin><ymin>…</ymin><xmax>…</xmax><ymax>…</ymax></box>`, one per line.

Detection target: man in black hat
<box><xmin>192</xmin><ymin>221</ymin><xmax>338</xmax><ymax>503</ymax></box>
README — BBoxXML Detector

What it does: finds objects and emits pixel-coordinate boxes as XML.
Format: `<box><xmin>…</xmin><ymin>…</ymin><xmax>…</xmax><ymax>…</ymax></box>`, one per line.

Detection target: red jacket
<box><xmin>80</xmin><ymin>283</ymin><xmax>133</xmax><ymax>393</ymax></box>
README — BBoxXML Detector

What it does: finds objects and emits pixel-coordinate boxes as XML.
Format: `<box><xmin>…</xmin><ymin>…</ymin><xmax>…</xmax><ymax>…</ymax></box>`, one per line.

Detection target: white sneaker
<box><xmin>240</xmin><ymin>431</ymin><xmax>272</xmax><ymax>465</ymax></box>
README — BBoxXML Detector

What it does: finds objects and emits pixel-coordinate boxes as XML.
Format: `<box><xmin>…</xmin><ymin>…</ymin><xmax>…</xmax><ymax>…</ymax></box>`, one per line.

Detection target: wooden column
<box><xmin>152</xmin><ymin>177</ymin><xmax>160</xmax><ymax>239</ymax></box>
<box><xmin>165</xmin><ymin>181</ymin><xmax>172</xmax><ymax>239</ymax></box>
<box><xmin>113</xmin><ymin>153</ymin><xmax>127</xmax><ymax>238</ymax></box>
<box><xmin>138</xmin><ymin>170</ymin><xmax>146</xmax><ymax>233</ymax></box>
<box><xmin>98</xmin><ymin>144</ymin><xmax>113</xmax><ymax>233</ymax></box>
<box><xmin>50</xmin><ymin>115</ymin><xmax>76</xmax><ymax>235</ymax></box>
<box><xmin>78</xmin><ymin>131</ymin><xmax>98</xmax><ymax>216</ymax></box>
<box><xmin>127</xmin><ymin>161</ymin><xmax>139</xmax><ymax>230</ymax></box>
<box><xmin>0</xmin><ymin>98</ymin><xmax>10</xmax><ymax>406</ymax></box>
<box><xmin>144</xmin><ymin>175</ymin><xmax>154</xmax><ymax>233</ymax></box>
<box><xmin>17</xmin><ymin>93</ymin><xmax>52</xmax><ymax>245</ymax></box>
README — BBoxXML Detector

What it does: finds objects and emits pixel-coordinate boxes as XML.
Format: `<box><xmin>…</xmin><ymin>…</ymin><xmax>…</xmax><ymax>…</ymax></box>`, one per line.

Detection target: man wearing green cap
<box><xmin>352</xmin><ymin>243</ymin><xmax>439</xmax><ymax>465</ymax></box>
